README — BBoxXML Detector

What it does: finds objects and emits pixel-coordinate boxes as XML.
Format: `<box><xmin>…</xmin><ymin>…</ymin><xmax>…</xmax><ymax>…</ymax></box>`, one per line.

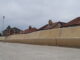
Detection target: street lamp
<box><xmin>2</xmin><ymin>16</ymin><xmax>5</xmax><ymax>35</ymax></box>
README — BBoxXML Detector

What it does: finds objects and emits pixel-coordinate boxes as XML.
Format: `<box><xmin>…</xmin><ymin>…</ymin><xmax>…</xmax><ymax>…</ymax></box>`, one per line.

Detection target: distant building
<box><xmin>20</xmin><ymin>26</ymin><xmax>38</xmax><ymax>34</ymax></box>
<box><xmin>3</xmin><ymin>26</ymin><xmax>22</xmax><ymax>36</ymax></box>
<box><xmin>39</xmin><ymin>20</ymin><xmax>66</xmax><ymax>30</ymax></box>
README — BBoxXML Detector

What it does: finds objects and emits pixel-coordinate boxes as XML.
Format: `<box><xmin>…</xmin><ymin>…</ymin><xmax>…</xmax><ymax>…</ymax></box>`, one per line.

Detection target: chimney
<box><xmin>48</xmin><ymin>20</ymin><xmax>53</xmax><ymax>25</ymax></box>
<box><xmin>29</xmin><ymin>26</ymin><xmax>32</xmax><ymax>29</ymax></box>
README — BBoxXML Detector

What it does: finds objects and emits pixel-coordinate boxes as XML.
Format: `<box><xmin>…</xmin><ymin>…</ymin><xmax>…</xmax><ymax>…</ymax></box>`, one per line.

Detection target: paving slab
<box><xmin>0</xmin><ymin>42</ymin><xmax>80</xmax><ymax>60</ymax></box>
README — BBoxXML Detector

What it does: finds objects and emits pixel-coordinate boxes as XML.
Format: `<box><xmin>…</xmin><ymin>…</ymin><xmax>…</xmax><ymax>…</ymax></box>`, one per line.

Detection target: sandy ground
<box><xmin>0</xmin><ymin>42</ymin><xmax>80</xmax><ymax>60</ymax></box>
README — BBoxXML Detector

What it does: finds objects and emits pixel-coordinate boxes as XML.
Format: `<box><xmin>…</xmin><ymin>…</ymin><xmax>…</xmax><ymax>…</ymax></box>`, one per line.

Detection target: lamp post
<box><xmin>3</xmin><ymin>16</ymin><xmax>5</xmax><ymax>29</ymax></box>
<box><xmin>2</xmin><ymin>16</ymin><xmax>5</xmax><ymax>35</ymax></box>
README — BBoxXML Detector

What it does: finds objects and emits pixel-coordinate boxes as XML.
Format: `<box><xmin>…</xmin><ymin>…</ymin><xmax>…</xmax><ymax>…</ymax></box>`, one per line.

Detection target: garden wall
<box><xmin>1</xmin><ymin>26</ymin><xmax>80</xmax><ymax>47</ymax></box>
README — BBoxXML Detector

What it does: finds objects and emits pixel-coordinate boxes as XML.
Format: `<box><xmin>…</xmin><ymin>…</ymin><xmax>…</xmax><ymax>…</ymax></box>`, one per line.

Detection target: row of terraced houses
<box><xmin>2</xmin><ymin>17</ymin><xmax>80</xmax><ymax>36</ymax></box>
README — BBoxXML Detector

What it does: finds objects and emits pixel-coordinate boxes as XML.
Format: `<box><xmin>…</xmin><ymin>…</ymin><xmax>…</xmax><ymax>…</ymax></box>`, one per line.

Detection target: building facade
<box><xmin>3</xmin><ymin>26</ymin><xmax>21</xmax><ymax>36</ymax></box>
<box><xmin>20</xmin><ymin>26</ymin><xmax>38</xmax><ymax>34</ymax></box>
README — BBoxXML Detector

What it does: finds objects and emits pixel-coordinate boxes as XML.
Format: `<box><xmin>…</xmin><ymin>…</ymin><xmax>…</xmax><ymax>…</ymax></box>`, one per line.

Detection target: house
<box><xmin>63</xmin><ymin>17</ymin><xmax>80</xmax><ymax>27</ymax></box>
<box><xmin>12</xmin><ymin>27</ymin><xmax>22</xmax><ymax>34</ymax></box>
<box><xmin>3</xmin><ymin>26</ymin><xmax>22</xmax><ymax>36</ymax></box>
<box><xmin>20</xmin><ymin>26</ymin><xmax>38</xmax><ymax>34</ymax></box>
<box><xmin>39</xmin><ymin>20</ymin><xmax>66</xmax><ymax>30</ymax></box>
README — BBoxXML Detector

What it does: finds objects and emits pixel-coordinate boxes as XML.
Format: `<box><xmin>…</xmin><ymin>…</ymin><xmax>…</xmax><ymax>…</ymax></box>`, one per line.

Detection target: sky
<box><xmin>0</xmin><ymin>0</ymin><xmax>80</xmax><ymax>31</ymax></box>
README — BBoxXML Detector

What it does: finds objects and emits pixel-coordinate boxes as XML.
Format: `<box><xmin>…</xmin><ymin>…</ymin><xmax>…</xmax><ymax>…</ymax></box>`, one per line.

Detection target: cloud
<box><xmin>0</xmin><ymin>0</ymin><xmax>80</xmax><ymax>32</ymax></box>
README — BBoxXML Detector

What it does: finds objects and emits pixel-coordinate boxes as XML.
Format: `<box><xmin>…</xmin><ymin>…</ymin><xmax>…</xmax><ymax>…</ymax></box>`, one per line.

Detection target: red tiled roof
<box><xmin>21</xmin><ymin>28</ymin><xmax>38</xmax><ymax>34</ymax></box>
<box><xmin>39</xmin><ymin>22</ymin><xmax>66</xmax><ymax>30</ymax></box>
<box><xmin>63</xmin><ymin>17</ymin><xmax>80</xmax><ymax>27</ymax></box>
<box><xmin>39</xmin><ymin>24</ymin><xmax>48</xmax><ymax>30</ymax></box>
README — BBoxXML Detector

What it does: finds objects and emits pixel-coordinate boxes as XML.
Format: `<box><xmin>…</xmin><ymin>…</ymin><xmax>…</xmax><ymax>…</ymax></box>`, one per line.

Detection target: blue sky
<box><xmin>0</xmin><ymin>0</ymin><xmax>80</xmax><ymax>31</ymax></box>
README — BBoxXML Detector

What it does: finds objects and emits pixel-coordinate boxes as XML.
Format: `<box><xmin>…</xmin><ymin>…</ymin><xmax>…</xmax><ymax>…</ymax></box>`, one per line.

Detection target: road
<box><xmin>0</xmin><ymin>42</ymin><xmax>80</xmax><ymax>60</ymax></box>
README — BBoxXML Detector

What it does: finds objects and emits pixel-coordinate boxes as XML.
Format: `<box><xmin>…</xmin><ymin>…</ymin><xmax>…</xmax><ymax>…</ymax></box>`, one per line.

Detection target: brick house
<box><xmin>20</xmin><ymin>26</ymin><xmax>38</xmax><ymax>34</ymax></box>
<box><xmin>3</xmin><ymin>26</ymin><xmax>22</xmax><ymax>36</ymax></box>
<box><xmin>39</xmin><ymin>20</ymin><xmax>66</xmax><ymax>30</ymax></box>
<box><xmin>63</xmin><ymin>17</ymin><xmax>80</xmax><ymax>27</ymax></box>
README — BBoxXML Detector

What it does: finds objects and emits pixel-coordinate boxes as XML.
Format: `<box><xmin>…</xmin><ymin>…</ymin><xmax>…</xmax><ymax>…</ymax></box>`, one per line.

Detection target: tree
<box><xmin>0</xmin><ymin>33</ymin><xmax>2</xmax><ymax>36</ymax></box>
<box><xmin>7</xmin><ymin>25</ymin><xmax>11</xmax><ymax>29</ymax></box>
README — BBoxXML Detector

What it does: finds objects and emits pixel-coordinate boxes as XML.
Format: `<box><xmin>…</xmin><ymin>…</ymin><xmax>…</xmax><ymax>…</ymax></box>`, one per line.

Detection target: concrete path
<box><xmin>0</xmin><ymin>42</ymin><xmax>80</xmax><ymax>60</ymax></box>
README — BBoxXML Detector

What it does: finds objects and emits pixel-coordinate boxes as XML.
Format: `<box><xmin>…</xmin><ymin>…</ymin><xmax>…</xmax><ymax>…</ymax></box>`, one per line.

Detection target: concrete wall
<box><xmin>0</xmin><ymin>37</ymin><xmax>5</xmax><ymax>41</ymax></box>
<box><xmin>1</xmin><ymin>26</ymin><xmax>80</xmax><ymax>47</ymax></box>
<box><xmin>61</xmin><ymin>27</ymin><xmax>80</xmax><ymax>38</ymax></box>
<box><xmin>6</xmin><ymin>28</ymin><xmax>60</xmax><ymax>39</ymax></box>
